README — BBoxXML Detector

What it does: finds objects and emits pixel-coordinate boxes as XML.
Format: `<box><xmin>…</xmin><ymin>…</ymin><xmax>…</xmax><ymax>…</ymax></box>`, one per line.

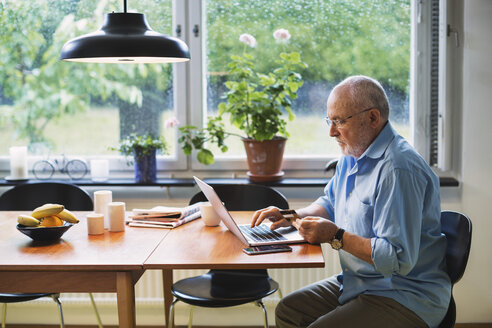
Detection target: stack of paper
<box><xmin>127</xmin><ymin>202</ymin><xmax>206</xmax><ymax>229</ymax></box>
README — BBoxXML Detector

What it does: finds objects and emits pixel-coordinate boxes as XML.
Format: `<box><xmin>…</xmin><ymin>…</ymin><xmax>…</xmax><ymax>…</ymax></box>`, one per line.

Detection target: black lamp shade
<box><xmin>60</xmin><ymin>13</ymin><xmax>190</xmax><ymax>63</ymax></box>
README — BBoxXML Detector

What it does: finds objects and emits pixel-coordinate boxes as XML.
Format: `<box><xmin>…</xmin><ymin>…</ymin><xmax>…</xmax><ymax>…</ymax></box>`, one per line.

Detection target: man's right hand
<box><xmin>251</xmin><ymin>206</ymin><xmax>295</xmax><ymax>230</ymax></box>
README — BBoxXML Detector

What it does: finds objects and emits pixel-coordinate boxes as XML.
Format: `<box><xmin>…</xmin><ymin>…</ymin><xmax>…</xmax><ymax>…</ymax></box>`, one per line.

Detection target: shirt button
<box><xmin>349</xmin><ymin>192</ymin><xmax>352</xmax><ymax>197</ymax></box>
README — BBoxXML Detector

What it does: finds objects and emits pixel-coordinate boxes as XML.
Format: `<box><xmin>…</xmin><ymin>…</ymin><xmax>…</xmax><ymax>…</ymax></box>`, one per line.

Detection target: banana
<box><xmin>55</xmin><ymin>209</ymin><xmax>79</xmax><ymax>224</ymax></box>
<box><xmin>18</xmin><ymin>215</ymin><xmax>41</xmax><ymax>227</ymax></box>
<box><xmin>31</xmin><ymin>203</ymin><xmax>64</xmax><ymax>219</ymax></box>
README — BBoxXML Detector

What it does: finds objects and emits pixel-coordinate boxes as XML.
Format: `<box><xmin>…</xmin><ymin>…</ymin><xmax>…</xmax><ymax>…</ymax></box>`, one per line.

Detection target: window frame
<box><xmin>0</xmin><ymin>0</ymin><xmax>460</xmax><ymax>179</ymax></box>
<box><xmin>188</xmin><ymin>0</ymin><xmax>436</xmax><ymax>174</ymax></box>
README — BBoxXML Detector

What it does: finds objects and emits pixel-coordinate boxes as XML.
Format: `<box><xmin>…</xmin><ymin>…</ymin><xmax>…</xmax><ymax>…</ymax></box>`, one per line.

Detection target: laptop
<box><xmin>194</xmin><ymin>176</ymin><xmax>305</xmax><ymax>246</ymax></box>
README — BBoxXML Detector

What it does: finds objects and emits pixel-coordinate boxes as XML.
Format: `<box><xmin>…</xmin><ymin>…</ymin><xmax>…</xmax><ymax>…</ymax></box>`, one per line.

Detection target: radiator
<box><xmin>62</xmin><ymin>244</ymin><xmax>341</xmax><ymax>305</ymax></box>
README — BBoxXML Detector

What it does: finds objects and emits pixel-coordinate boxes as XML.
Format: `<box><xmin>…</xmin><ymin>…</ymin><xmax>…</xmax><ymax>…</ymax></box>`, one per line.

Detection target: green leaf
<box><xmin>182</xmin><ymin>144</ymin><xmax>192</xmax><ymax>155</ymax></box>
<box><xmin>289</xmin><ymin>52</ymin><xmax>301</xmax><ymax>63</ymax></box>
<box><xmin>197</xmin><ymin>149</ymin><xmax>215</xmax><ymax>165</ymax></box>
<box><xmin>288</xmin><ymin>82</ymin><xmax>299</xmax><ymax>92</ymax></box>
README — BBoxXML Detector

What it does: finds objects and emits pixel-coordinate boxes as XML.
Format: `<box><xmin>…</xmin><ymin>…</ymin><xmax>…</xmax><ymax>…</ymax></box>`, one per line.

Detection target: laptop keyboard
<box><xmin>239</xmin><ymin>224</ymin><xmax>287</xmax><ymax>242</ymax></box>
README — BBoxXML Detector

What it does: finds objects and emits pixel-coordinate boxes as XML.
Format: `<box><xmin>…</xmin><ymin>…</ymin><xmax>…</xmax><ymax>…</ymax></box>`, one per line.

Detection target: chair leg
<box><xmin>169</xmin><ymin>298</ymin><xmax>179</xmax><ymax>328</ymax></box>
<box><xmin>88</xmin><ymin>293</ymin><xmax>103</xmax><ymax>327</ymax></box>
<box><xmin>255</xmin><ymin>300</ymin><xmax>268</xmax><ymax>328</ymax></box>
<box><xmin>51</xmin><ymin>294</ymin><xmax>65</xmax><ymax>328</ymax></box>
<box><xmin>188</xmin><ymin>305</ymin><xmax>194</xmax><ymax>328</ymax></box>
<box><xmin>2</xmin><ymin>303</ymin><xmax>6</xmax><ymax>328</ymax></box>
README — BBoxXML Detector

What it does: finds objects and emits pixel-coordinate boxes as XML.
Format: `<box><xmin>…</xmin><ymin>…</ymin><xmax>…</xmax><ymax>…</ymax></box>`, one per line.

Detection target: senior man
<box><xmin>252</xmin><ymin>75</ymin><xmax>451</xmax><ymax>328</ymax></box>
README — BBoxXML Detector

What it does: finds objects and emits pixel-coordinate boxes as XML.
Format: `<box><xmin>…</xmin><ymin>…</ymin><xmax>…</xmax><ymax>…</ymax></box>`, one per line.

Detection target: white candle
<box><xmin>86</xmin><ymin>213</ymin><xmax>105</xmax><ymax>235</ymax></box>
<box><xmin>9</xmin><ymin>146</ymin><xmax>28</xmax><ymax>179</ymax></box>
<box><xmin>108</xmin><ymin>202</ymin><xmax>126</xmax><ymax>232</ymax></box>
<box><xmin>90</xmin><ymin>159</ymin><xmax>109</xmax><ymax>182</ymax></box>
<box><xmin>93</xmin><ymin>190</ymin><xmax>112</xmax><ymax>229</ymax></box>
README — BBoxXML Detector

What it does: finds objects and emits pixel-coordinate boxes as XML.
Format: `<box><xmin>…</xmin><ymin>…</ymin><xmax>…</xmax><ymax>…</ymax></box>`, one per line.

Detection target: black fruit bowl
<box><xmin>17</xmin><ymin>222</ymin><xmax>74</xmax><ymax>242</ymax></box>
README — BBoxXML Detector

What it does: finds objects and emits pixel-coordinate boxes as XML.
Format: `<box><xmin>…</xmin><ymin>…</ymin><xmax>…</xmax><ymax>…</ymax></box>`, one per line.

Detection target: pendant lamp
<box><xmin>60</xmin><ymin>0</ymin><xmax>190</xmax><ymax>64</ymax></box>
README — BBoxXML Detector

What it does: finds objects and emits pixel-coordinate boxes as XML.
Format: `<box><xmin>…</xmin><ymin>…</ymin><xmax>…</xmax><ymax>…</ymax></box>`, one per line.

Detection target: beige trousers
<box><xmin>275</xmin><ymin>275</ymin><xmax>428</xmax><ymax>328</ymax></box>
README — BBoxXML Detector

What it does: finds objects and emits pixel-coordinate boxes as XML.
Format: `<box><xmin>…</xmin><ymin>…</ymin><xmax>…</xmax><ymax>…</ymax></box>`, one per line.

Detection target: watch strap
<box><xmin>330</xmin><ymin>228</ymin><xmax>345</xmax><ymax>250</ymax></box>
<box><xmin>334</xmin><ymin>228</ymin><xmax>345</xmax><ymax>241</ymax></box>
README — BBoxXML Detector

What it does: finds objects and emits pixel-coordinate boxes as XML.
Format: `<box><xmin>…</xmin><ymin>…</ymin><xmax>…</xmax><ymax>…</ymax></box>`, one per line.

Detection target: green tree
<box><xmin>0</xmin><ymin>0</ymin><xmax>173</xmax><ymax>150</ymax></box>
<box><xmin>206</xmin><ymin>0</ymin><xmax>410</xmax><ymax>95</ymax></box>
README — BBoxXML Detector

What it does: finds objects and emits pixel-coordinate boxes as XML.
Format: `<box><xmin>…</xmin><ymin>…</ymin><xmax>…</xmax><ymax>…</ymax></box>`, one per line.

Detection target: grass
<box><xmin>1</xmin><ymin>109</ymin><xmax>410</xmax><ymax>159</ymax></box>
<box><xmin>0</xmin><ymin>108</ymin><xmax>177</xmax><ymax>156</ymax></box>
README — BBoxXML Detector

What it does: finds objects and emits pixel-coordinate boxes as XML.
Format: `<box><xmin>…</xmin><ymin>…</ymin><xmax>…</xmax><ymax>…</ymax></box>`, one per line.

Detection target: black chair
<box><xmin>188</xmin><ymin>184</ymin><xmax>289</xmax><ymax>211</ymax></box>
<box><xmin>0</xmin><ymin>182</ymin><xmax>102</xmax><ymax>328</ymax></box>
<box><xmin>169</xmin><ymin>184</ymin><xmax>289</xmax><ymax>328</ymax></box>
<box><xmin>438</xmin><ymin>210</ymin><xmax>472</xmax><ymax>328</ymax></box>
<box><xmin>324</xmin><ymin>158</ymin><xmax>339</xmax><ymax>175</ymax></box>
<box><xmin>0</xmin><ymin>182</ymin><xmax>93</xmax><ymax>210</ymax></box>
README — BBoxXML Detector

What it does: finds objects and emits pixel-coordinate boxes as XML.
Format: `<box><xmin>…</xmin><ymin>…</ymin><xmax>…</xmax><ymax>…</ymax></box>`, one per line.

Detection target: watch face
<box><xmin>331</xmin><ymin>239</ymin><xmax>342</xmax><ymax>250</ymax></box>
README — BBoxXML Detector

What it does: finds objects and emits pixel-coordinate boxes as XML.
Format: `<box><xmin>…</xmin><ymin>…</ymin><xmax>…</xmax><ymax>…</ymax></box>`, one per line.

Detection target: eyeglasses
<box><xmin>324</xmin><ymin>107</ymin><xmax>374</xmax><ymax>128</ymax></box>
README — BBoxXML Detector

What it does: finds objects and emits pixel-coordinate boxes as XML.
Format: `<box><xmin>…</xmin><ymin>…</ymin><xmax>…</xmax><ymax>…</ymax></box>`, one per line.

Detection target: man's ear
<box><xmin>369</xmin><ymin>108</ymin><xmax>381</xmax><ymax>128</ymax></box>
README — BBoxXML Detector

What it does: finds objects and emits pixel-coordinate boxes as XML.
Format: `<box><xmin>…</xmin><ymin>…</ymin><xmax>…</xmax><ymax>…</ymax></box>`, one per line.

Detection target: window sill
<box><xmin>0</xmin><ymin>177</ymin><xmax>459</xmax><ymax>188</ymax></box>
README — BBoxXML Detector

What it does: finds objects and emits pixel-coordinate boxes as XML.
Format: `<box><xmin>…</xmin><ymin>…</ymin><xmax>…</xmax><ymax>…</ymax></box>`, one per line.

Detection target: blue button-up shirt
<box><xmin>315</xmin><ymin>122</ymin><xmax>451</xmax><ymax>327</ymax></box>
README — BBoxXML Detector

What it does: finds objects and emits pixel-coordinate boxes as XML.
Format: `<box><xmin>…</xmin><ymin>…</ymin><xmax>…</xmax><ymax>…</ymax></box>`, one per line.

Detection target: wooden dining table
<box><xmin>0</xmin><ymin>211</ymin><xmax>325</xmax><ymax>327</ymax></box>
<box><xmin>0</xmin><ymin>211</ymin><xmax>170</xmax><ymax>328</ymax></box>
<box><xmin>144</xmin><ymin>211</ymin><xmax>325</xmax><ymax>326</ymax></box>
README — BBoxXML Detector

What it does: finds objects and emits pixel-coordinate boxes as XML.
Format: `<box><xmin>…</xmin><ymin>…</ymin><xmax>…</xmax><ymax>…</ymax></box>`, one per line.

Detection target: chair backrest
<box><xmin>189</xmin><ymin>184</ymin><xmax>289</xmax><ymax>211</ymax></box>
<box><xmin>441</xmin><ymin>210</ymin><xmax>472</xmax><ymax>284</ymax></box>
<box><xmin>0</xmin><ymin>182</ymin><xmax>93</xmax><ymax>211</ymax></box>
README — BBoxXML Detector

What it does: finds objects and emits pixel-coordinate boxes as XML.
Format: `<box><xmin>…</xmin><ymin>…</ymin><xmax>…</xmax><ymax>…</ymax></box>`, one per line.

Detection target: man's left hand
<box><xmin>292</xmin><ymin>217</ymin><xmax>338</xmax><ymax>244</ymax></box>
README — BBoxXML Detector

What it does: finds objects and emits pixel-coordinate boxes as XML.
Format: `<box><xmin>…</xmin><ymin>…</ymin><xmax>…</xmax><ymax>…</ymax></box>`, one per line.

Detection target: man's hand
<box><xmin>292</xmin><ymin>217</ymin><xmax>338</xmax><ymax>244</ymax></box>
<box><xmin>251</xmin><ymin>206</ymin><xmax>293</xmax><ymax>230</ymax></box>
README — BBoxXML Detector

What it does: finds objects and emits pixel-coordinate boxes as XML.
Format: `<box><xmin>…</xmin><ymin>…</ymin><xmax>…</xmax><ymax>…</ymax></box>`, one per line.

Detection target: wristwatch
<box><xmin>330</xmin><ymin>228</ymin><xmax>345</xmax><ymax>250</ymax></box>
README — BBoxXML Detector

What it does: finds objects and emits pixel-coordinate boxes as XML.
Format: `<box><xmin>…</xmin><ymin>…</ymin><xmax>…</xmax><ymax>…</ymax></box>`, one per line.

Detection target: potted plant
<box><xmin>179</xmin><ymin>29</ymin><xmax>306</xmax><ymax>182</ymax></box>
<box><xmin>111</xmin><ymin>134</ymin><xmax>168</xmax><ymax>183</ymax></box>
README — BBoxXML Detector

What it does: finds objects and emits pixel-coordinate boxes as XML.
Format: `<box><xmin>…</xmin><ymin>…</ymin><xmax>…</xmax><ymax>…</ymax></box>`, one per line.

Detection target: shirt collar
<box><xmin>359</xmin><ymin>121</ymin><xmax>396</xmax><ymax>160</ymax></box>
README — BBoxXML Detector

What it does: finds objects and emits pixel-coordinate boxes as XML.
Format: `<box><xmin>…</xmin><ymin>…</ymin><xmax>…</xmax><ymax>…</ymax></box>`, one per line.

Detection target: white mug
<box><xmin>200</xmin><ymin>203</ymin><xmax>221</xmax><ymax>227</ymax></box>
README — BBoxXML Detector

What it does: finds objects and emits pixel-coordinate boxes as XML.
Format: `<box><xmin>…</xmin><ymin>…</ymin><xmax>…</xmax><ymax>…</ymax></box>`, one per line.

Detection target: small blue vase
<box><xmin>134</xmin><ymin>149</ymin><xmax>156</xmax><ymax>183</ymax></box>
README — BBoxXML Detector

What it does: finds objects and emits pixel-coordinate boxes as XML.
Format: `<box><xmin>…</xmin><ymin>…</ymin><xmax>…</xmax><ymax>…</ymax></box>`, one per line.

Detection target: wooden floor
<box><xmin>4</xmin><ymin>325</ymin><xmax>492</xmax><ymax>328</ymax></box>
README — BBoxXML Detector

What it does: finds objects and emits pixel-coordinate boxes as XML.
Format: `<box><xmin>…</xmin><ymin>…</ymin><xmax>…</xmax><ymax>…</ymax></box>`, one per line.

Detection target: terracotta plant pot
<box><xmin>242</xmin><ymin>137</ymin><xmax>286</xmax><ymax>182</ymax></box>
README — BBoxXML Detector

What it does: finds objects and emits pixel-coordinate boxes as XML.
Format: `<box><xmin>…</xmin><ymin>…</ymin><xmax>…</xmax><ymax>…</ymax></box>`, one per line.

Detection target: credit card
<box><xmin>279</xmin><ymin>209</ymin><xmax>299</xmax><ymax>222</ymax></box>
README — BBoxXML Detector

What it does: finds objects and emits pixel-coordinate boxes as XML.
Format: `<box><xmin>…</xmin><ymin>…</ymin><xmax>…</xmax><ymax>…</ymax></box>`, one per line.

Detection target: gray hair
<box><xmin>333</xmin><ymin>75</ymin><xmax>390</xmax><ymax>120</ymax></box>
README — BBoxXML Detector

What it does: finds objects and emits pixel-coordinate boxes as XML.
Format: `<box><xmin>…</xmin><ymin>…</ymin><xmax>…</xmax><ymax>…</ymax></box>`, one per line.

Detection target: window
<box><xmin>0</xmin><ymin>0</ymin><xmax>453</xmax><ymax>177</ymax></box>
<box><xmin>0</xmin><ymin>0</ymin><xmax>184</xmax><ymax>171</ymax></box>
<box><xmin>192</xmin><ymin>0</ymin><xmax>412</xmax><ymax>171</ymax></box>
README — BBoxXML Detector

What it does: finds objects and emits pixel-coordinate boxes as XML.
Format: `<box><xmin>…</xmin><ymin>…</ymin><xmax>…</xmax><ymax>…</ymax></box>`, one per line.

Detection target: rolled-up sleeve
<box><xmin>371</xmin><ymin>168</ymin><xmax>426</xmax><ymax>277</ymax></box>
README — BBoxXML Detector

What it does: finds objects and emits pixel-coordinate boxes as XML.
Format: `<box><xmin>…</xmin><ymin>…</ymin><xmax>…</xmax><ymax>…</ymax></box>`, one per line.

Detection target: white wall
<box><xmin>454</xmin><ymin>0</ymin><xmax>492</xmax><ymax>323</ymax></box>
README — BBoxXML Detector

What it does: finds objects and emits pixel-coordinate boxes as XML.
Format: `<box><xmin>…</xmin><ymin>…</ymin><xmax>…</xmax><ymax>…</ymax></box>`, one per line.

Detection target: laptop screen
<box><xmin>194</xmin><ymin>176</ymin><xmax>249</xmax><ymax>244</ymax></box>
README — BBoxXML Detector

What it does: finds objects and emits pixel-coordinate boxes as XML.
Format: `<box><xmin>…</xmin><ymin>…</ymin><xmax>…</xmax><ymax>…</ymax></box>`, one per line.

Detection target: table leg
<box><xmin>162</xmin><ymin>269</ymin><xmax>173</xmax><ymax>328</ymax></box>
<box><xmin>116</xmin><ymin>272</ymin><xmax>136</xmax><ymax>328</ymax></box>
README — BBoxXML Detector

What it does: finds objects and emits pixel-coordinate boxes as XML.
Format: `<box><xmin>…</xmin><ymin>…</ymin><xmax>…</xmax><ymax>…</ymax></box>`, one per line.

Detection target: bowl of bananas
<box><xmin>16</xmin><ymin>203</ymin><xmax>79</xmax><ymax>242</ymax></box>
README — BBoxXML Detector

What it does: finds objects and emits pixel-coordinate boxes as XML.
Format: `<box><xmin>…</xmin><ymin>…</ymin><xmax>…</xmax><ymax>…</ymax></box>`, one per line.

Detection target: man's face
<box><xmin>326</xmin><ymin>92</ymin><xmax>374</xmax><ymax>158</ymax></box>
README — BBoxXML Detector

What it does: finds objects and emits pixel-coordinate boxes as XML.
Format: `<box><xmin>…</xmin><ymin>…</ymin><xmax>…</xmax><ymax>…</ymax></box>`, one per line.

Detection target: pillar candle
<box><xmin>9</xmin><ymin>146</ymin><xmax>28</xmax><ymax>179</ymax></box>
<box><xmin>86</xmin><ymin>213</ymin><xmax>105</xmax><ymax>235</ymax></box>
<box><xmin>93</xmin><ymin>190</ymin><xmax>112</xmax><ymax>229</ymax></box>
<box><xmin>90</xmin><ymin>159</ymin><xmax>109</xmax><ymax>182</ymax></box>
<box><xmin>108</xmin><ymin>202</ymin><xmax>126</xmax><ymax>232</ymax></box>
